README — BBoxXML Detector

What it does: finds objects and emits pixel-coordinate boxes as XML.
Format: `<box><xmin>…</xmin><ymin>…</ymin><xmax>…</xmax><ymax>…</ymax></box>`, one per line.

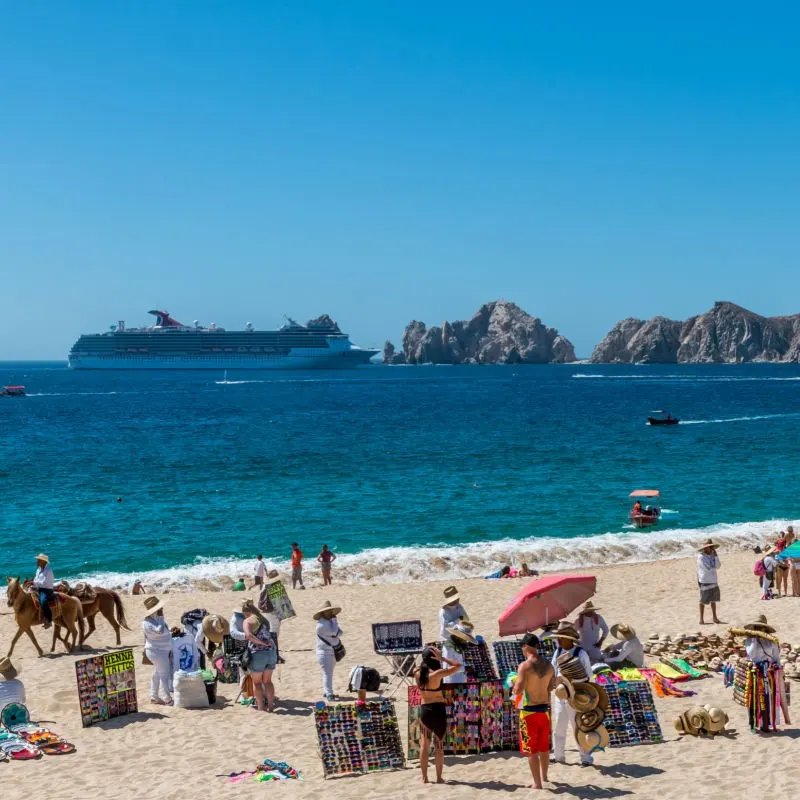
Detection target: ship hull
<box><xmin>68</xmin><ymin>350</ymin><xmax>378</xmax><ymax>370</ymax></box>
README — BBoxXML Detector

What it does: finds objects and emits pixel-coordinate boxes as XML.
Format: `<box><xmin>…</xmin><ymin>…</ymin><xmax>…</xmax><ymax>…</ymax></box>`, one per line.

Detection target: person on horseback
<box><xmin>32</xmin><ymin>554</ymin><xmax>55</xmax><ymax>629</ymax></box>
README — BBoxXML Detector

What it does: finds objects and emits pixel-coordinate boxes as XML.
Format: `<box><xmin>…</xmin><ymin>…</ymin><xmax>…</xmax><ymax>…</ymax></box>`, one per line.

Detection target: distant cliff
<box><xmin>590</xmin><ymin>302</ymin><xmax>800</xmax><ymax>363</ymax></box>
<box><xmin>384</xmin><ymin>301</ymin><xmax>576</xmax><ymax>365</ymax></box>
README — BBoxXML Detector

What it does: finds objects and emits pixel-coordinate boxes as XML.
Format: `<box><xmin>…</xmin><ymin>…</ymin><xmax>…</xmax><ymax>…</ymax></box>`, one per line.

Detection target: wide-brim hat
<box><xmin>35</xmin><ymin>554</ymin><xmax>49</xmax><ymax>564</ymax></box>
<box><xmin>442</xmin><ymin>586</ymin><xmax>460</xmax><ymax>606</ymax></box>
<box><xmin>553</xmin><ymin>676</ymin><xmax>574</xmax><ymax>703</ymax></box>
<box><xmin>557</xmin><ymin>652</ymin><xmax>590</xmax><ymax>682</ymax></box>
<box><xmin>201</xmin><ymin>614</ymin><xmax>231</xmax><ymax>643</ymax></box>
<box><xmin>313</xmin><ymin>601</ymin><xmax>342</xmax><ymax>621</ymax></box>
<box><xmin>547</xmin><ymin>621</ymin><xmax>580</xmax><ymax>642</ymax></box>
<box><xmin>266</xmin><ymin>570</ymin><xmax>281</xmax><ymax>583</ymax></box>
<box><xmin>577</xmin><ymin>601</ymin><xmax>601</xmax><ymax>614</ymax></box>
<box><xmin>576</xmin><ymin>707</ymin><xmax>606</xmax><ymax>732</ymax></box>
<box><xmin>610</xmin><ymin>623</ymin><xmax>636</xmax><ymax>641</ymax></box>
<box><xmin>142</xmin><ymin>596</ymin><xmax>165</xmax><ymax>618</ymax></box>
<box><xmin>0</xmin><ymin>658</ymin><xmax>18</xmax><ymax>681</ymax></box>
<box><xmin>697</xmin><ymin>539</ymin><xmax>719</xmax><ymax>552</ymax></box>
<box><xmin>575</xmin><ymin>725</ymin><xmax>609</xmax><ymax>754</ymax></box>
<box><xmin>570</xmin><ymin>681</ymin><xmax>601</xmax><ymax>713</ymax></box>
<box><xmin>743</xmin><ymin>614</ymin><xmax>776</xmax><ymax>634</ymax></box>
<box><xmin>447</xmin><ymin>625</ymin><xmax>478</xmax><ymax>646</ymax></box>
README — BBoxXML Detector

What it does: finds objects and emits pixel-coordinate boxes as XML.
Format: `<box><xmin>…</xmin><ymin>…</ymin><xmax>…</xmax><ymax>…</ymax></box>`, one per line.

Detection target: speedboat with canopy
<box><xmin>629</xmin><ymin>489</ymin><xmax>661</xmax><ymax>529</ymax></box>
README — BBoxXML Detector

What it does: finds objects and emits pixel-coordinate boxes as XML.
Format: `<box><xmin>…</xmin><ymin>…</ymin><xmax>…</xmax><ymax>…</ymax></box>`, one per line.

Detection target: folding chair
<box><xmin>372</xmin><ymin>620</ymin><xmax>424</xmax><ymax>699</ymax></box>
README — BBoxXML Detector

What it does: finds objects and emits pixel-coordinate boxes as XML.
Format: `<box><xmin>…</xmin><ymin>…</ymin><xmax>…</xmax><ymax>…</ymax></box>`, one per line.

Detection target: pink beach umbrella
<box><xmin>498</xmin><ymin>575</ymin><xmax>597</xmax><ymax>637</ymax></box>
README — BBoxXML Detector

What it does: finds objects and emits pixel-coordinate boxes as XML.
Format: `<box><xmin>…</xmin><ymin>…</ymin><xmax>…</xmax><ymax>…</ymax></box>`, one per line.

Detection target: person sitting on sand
<box><xmin>514</xmin><ymin>633</ymin><xmax>555</xmax><ymax>791</ymax></box>
<box><xmin>413</xmin><ymin>645</ymin><xmax>463</xmax><ymax>784</ymax></box>
<box><xmin>697</xmin><ymin>539</ymin><xmax>723</xmax><ymax>624</ymax></box>
<box><xmin>603</xmin><ymin>623</ymin><xmax>645</xmax><ymax>668</ymax></box>
<box><xmin>574</xmin><ymin>601</ymin><xmax>608</xmax><ymax>662</ymax></box>
<box><xmin>243</xmin><ymin>613</ymin><xmax>277</xmax><ymax>712</ymax></box>
<box><xmin>142</xmin><ymin>596</ymin><xmax>173</xmax><ymax>706</ymax></box>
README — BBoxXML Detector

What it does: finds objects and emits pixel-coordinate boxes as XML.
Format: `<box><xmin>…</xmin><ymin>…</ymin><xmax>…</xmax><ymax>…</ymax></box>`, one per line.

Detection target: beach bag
<box><xmin>753</xmin><ymin>559</ymin><xmax>766</xmax><ymax>577</ymax></box>
<box><xmin>348</xmin><ymin>666</ymin><xmax>381</xmax><ymax>693</ymax></box>
<box><xmin>173</xmin><ymin>671</ymin><xmax>210</xmax><ymax>709</ymax></box>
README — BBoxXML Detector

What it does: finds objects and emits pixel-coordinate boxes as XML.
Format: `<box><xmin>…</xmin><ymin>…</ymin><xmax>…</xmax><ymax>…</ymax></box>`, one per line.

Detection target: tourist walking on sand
<box><xmin>413</xmin><ymin>645</ymin><xmax>463</xmax><ymax>784</ymax></box>
<box><xmin>574</xmin><ymin>601</ymin><xmax>608</xmax><ymax>662</ymax></box>
<box><xmin>317</xmin><ymin>545</ymin><xmax>336</xmax><ymax>586</ymax></box>
<box><xmin>314</xmin><ymin>601</ymin><xmax>343</xmax><ymax>701</ymax></box>
<box><xmin>290</xmin><ymin>543</ymin><xmax>305</xmax><ymax>590</ymax></box>
<box><xmin>243</xmin><ymin>613</ymin><xmax>277</xmax><ymax>712</ymax></box>
<box><xmin>697</xmin><ymin>539</ymin><xmax>722</xmax><ymax>624</ymax></box>
<box><xmin>254</xmin><ymin>554</ymin><xmax>267</xmax><ymax>587</ymax></box>
<box><xmin>439</xmin><ymin>586</ymin><xmax>467</xmax><ymax>640</ymax></box>
<box><xmin>549</xmin><ymin>621</ymin><xmax>594</xmax><ymax>765</ymax></box>
<box><xmin>514</xmin><ymin>633</ymin><xmax>556</xmax><ymax>791</ymax></box>
<box><xmin>142</xmin><ymin>596</ymin><xmax>173</xmax><ymax>705</ymax></box>
<box><xmin>32</xmin><ymin>554</ymin><xmax>56</xmax><ymax>629</ymax></box>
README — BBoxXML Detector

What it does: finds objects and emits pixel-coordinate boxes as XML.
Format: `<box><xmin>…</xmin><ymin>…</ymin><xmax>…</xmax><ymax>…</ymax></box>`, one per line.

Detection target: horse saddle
<box><xmin>29</xmin><ymin>591</ymin><xmax>66</xmax><ymax>622</ymax></box>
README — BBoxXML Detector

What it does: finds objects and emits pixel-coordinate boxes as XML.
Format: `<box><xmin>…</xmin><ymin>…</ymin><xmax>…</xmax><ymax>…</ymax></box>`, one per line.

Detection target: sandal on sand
<box><xmin>149</xmin><ymin>697</ymin><xmax>164</xmax><ymax>705</ymax></box>
<box><xmin>41</xmin><ymin>742</ymin><xmax>76</xmax><ymax>756</ymax></box>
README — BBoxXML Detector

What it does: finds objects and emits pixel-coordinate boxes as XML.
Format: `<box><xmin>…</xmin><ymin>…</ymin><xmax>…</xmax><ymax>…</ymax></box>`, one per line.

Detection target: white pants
<box><xmin>147</xmin><ymin>648</ymin><xmax>173</xmax><ymax>700</ymax></box>
<box><xmin>441</xmin><ymin>644</ymin><xmax>466</xmax><ymax>683</ymax></box>
<box><xmin>552</xmin><ymin>698</ymin><xmax>593</xmax><ymax>764</ymax></box>
<box><xmin>317</xmin><ymin>650</ymin><xmax>335</xmax><ymax>698</ymax></box>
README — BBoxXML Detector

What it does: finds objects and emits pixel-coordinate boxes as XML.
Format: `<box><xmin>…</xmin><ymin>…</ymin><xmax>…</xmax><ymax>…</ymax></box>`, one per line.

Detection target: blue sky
<box><xmin>1</xmin><ymin>2</ymin><xmax>798</xmax><ymax>358</ymax></box>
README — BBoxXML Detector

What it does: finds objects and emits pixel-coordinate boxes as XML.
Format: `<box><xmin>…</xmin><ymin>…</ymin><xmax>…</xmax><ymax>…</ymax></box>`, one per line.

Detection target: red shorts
<box><xmin>519</xmin><ymin>710</ymin><xmax>550</xmax><ymax>755</ymax></box>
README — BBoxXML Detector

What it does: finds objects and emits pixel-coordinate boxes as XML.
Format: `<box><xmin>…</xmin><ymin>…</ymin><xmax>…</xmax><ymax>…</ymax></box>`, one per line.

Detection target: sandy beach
<box><xmin>2</xmin><ymin>547</ymin><xmax>798</xmax><ymax>799</ymax></box>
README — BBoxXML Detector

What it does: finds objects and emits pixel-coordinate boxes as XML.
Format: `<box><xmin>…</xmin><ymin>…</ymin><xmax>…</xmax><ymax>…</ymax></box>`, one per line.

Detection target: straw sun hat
<box><xmin>570</xmin><ymin>682</ymin><xmax>601</xmax><ymax>713</ymax></box>
<box><xmin>442</xmin><ymin>586</ymin><xmax>460</xmax><ymax>606</ymax></box>
<box><xmin>548</xmin><ymin>621</ymin><xmax>580</xmax><ymax>642</ymax></box>
<box><xmin>201</xmin><ymin>614</ymin><xmax>231</xmax><ymax>643</ymax></box>
<box><xmin>743</xmin><ymin>614</ymin><xmax>776</xmax><ymax>634</ymax></box>
<box><xmin>35</xmin><ymin>554</ymin><xmax>49</xmax><ymax>564</ymax></box>
<box><xmin>446</xmin><ymin>624</ymin><xmax>478</xmax><ymax>646</ymax></box>
<box><xmin>697</xmin><ymin>539</ymin><xmax>719</xmax><ymax>552</ymax></box>
<box><xmin>313</xmin><ymin>601</ymin><xmax>342</xmax><ymax>621</ymax></box>
<box><xmin>577</xmin><ymin>601</ymin><xmax>601</xmax><ymax>614</ymax></box>
<box><xmin>575</xmin><ymin>725</ymin><xmax>609</xmax><ymax>754</ymax></box>
<box><xmin>0</xmin><ymin>658</ymin><xmax>18</xmax><ymax>681</ymax></box>
<box><xmin>142</xmin><ymin>596</ymin><xmax>165</xmax><ymax>618</ymax></box>
<box><xmin>610</xmin><ymin>623</ymin><xmax>637</xmax><ymax>641</ymax></box>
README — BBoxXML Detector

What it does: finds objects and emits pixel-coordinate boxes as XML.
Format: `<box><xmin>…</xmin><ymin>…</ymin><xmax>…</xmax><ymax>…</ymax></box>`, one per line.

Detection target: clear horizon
<box><xmin>2</xmin><ymin>3</ymin><xmax>799</xmax><ymax>359</ymax></box>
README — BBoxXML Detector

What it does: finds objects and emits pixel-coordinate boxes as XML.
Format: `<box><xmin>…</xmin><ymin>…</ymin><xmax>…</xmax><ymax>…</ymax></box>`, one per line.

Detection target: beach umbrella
<box><xmin>777</xmin><ymin>541</ymin><xmax>800</xmax><ymax>561</ymax></box>
<box><xmin>498</xmin><ymin>575</ymin><xmax>597</xmax><ymax>637</ymax></box>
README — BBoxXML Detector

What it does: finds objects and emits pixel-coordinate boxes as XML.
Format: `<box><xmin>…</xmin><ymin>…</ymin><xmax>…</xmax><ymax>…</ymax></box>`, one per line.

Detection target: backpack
<box><xmin>347</xmin><ymin>665</ymin><xmax>382</xmax><ymax>693</ymax></box>
<box><xmin>753</xmin><ymin>559</ymin><xmax>766</xmax><ymax>577</ymax></box>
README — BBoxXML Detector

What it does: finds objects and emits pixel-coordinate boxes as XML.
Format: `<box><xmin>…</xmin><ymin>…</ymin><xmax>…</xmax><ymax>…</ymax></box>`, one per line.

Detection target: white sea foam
<box><xmin>680</xmin><ymin>413</ymin><xmax>800</xmax><ymax>425</ymax></box>
<box><xmin>28</xmin><ymin>517</ymin><xmax>796</xmax><ymax>593</ymax></box>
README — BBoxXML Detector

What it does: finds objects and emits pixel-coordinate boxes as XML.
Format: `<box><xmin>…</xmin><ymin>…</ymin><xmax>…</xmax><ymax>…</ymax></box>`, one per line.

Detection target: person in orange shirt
<box><xmin>291</xmin><ymin>542</ymin><xmax>305</xmax><ymax>590</ymax></box>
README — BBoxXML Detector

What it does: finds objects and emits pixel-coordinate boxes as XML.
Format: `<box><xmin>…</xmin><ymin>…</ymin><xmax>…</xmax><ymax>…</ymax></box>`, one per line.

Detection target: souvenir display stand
<box><xmin>731</xmin><ymin>659</ymin><xmax>788</xmax><ymax>732</ymax></box>
<box><xmin>407</xmin><ymin>682</ymin><xmax>518</xmax><ymax>759</ymax></box>
<box><xmin>266</xmin><ymin>580</ymin><xmax>296</xmax><ymax>621</ymax></box>
<box><xmin>372</xmin><ymin>621</ymin><xmax>424</xmax><ymax>698</ymax></box>
<box><xmin>314</xmin><ymin>699</ymin><xmax>405</xmax><ymax>778</ymax></box>
<box><xmin>492</xmin><ymin>638</ymin><xmax>556</xmax><ymax>681</ymax></box>
<box><xmin>75</xmin><ymin>649</ymin><xmax>138</xmax><ymax>727</ymax></box>
<box><xmin>732</xmin><ymin>659</ymin><xmax>749</xmax><ymax>706</ymax></box>
<box><xmin>598</xmin><ymin>679</ymin><xmax>663</xmax><ymax>747</ymax></box>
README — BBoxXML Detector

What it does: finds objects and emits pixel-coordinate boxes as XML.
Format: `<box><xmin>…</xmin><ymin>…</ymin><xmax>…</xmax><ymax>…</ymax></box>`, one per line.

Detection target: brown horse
<box><xmin>5</xmin><ymin>577</ymin><xmax>85</xmax><ymax>657</ymax></box>
<box><xmin>52</xmin><ymin>583</ymin><xmax>131</xmax><ymax>649</ymax></box>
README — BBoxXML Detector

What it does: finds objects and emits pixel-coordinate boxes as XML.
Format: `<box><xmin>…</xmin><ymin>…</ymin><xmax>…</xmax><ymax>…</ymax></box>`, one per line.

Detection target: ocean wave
<box><xmin>21</xmin><ymin>517</ymin><xmax>795</xmax><ymax>593</ymax></box>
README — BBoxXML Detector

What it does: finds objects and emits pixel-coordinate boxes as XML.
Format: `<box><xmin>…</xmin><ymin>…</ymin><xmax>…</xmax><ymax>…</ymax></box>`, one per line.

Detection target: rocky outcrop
<box><xmin>399</xmin><ymin>301</ymin><xmax>576</xmax><ymax>365</ymax></box>
<box><xmin>590</xmin><ymin>302</ymin><xmax>800</xmax><ymax>363</ymax></box>
<box><xmin>382</xmin><ymin>340</ymin><xmax>406</xmax><ymax>365</ymax></box>
<box><xmin>305</xmin><ymin>314</ymin><xmax>341</xmax><ymax>332</ymax></box>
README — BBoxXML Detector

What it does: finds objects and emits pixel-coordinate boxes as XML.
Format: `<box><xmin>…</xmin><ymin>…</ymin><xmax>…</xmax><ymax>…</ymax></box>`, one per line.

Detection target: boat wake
<box><xmin>680</xmin><ymin>413</ymin><xmax>800</xmax><ymax>425</ymax></box>
<box><xmin>32</xmin><ymin>517</ymin><xmax>796</xmax><ymax>593</ymax></box>
<box><xmin>572</xmin><ymin>373</ymin><xmax>800</xmax><ymax>382</ymax></box>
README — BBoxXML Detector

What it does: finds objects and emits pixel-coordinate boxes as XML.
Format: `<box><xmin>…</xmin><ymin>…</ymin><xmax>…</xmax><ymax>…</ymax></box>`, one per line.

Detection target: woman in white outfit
<box><xmin>574</xmin><ymin>601</ymin><xmax>608</xmax><ymax>662</ymax></box>
<box><xmin>314</xmin><ymin>601</ymin><xmax>343</xmax><ymax>702</ymax></box>
<box><xmin>442</xmin><ymin>620</ymin><xmax>476</xmax><ymax>683</ymax></box>
<box><xmin>142</xmin><ymin>596</ymin><xmax>173</xmax><ymax>706</ymax></box>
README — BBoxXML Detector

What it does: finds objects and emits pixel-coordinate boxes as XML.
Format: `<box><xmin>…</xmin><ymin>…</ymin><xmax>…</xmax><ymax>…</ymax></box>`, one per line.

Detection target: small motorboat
<box><xmin>628</xmin><ymin>489</ymin><xmax>661</xmax><ymax>529</ymax></box>
<box><xmin>648</xmin><ymin>410</ymin><xmax>679</xmax><ymax>425</ymax></box>
<box><xmin>1</xmin><ymin>385</ymin><xmax>25</xmax><ymax>397</ymax></box>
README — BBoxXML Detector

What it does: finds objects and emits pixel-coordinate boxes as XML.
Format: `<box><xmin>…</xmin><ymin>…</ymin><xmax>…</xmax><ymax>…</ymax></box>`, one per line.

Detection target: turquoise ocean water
<box><xmin>1</xmin><ymin>362</ymin><xmax>798</xmax><ymax>588</ymax></box>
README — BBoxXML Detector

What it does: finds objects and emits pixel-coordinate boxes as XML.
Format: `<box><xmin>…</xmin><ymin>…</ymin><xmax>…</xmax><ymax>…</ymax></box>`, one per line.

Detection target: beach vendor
<box><xmin>142</xmin><ymin>596</ymin><xmax>173</xmax><ymax>705</ymax></box>
<box><xmin>574</xmin><ymin>601</ymin><xmax>608</xmax><ymax>662</ymax></box>
<box><xmin>439</xmin><ymin>585</ymin><xmax>467</xmax><ymax>640</ymax></box>
<box><xmin>412</xmin><ymin>645</ymin><xmax>463</xmax><ymax>784</ymax></box>
<box><xmin>32</xmin><ymin>554</ymin><xmax>55</xmax><ymax>630</ymax></box>
<box><xmin>513</xmin><ymin>633</ymin><xmax>556</xmax><ymax>791</ymax></box>
<box><xmin>735</xmin><ymin>615</ymin><xmax>789</xmax><ymax>732</ymax></box>
<box><xmin>314</xmin><ymin>600</ymin><xmax>343</xmax><ymax>702</ymax></box>
<box><xmin>442</xmin><ymin>619</ymin><xmax>477</xmax><ymax>684</ymax></box>
<box><xmin>549</xmin><ymin>621</ymin><xmax>595</xmax><ymax>765</ymax></box>
<box><xmin>697</xmin><ymin>539</ymin><xmax>722</xmax><ymax>624</ymax></box>
<box><xmin>603</xmin><ymin>623</ymin><xmax>645</xmax><ymax>668</ymax></box>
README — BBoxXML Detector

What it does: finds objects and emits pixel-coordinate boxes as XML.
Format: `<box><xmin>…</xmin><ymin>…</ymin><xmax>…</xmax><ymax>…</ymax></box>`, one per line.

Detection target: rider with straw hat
<box><xmin>32</xmin><ymin>555</ymin><xmax>55</xmax><ymax>630</ymax></box>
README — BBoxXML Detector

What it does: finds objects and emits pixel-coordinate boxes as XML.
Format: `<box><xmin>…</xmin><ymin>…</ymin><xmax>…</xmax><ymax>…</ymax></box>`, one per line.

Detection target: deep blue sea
<box><xmin>1</xmin><ymin>362</ymin><xmax>799</xmax><ymax>588</ymax></box>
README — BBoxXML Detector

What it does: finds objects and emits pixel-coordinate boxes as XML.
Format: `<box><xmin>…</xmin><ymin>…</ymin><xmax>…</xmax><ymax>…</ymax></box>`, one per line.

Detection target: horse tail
<box><xmin>113</xmin><ymin>591</ymin><xmax>131</xmax><ymax>631</ymax></box>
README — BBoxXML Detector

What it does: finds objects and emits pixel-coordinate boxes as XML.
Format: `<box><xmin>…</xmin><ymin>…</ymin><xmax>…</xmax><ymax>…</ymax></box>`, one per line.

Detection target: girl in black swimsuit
<box><xmin>414</xmin><ymin>645</ymin><xmax>462</xmax><ymax>784</ymax></box>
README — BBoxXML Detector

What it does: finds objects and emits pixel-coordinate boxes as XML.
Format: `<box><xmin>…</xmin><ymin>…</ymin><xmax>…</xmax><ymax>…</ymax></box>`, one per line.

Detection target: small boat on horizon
<box><xmin>648</xmin><ymin>410</ymin><xmax>679</xmax><ymax>425</ymax></box>
<box><xmin>1</xmin><ymin>385</ymin><xmax>25</xmax><ymax>397</ymax></box>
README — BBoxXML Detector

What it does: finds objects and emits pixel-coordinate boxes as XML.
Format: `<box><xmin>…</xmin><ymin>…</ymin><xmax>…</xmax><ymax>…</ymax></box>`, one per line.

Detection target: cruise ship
<box><xmin>68</xmin><ymin>310</ymin><xmax>379</xmax><ymax>370</ymax></box>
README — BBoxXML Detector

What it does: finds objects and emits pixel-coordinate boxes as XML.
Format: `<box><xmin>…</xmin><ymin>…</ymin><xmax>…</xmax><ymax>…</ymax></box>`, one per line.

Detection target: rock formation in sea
<box><xmin>395</xmin><ymin>300</ymin><xmax>576</xmax><ymax>365</ymax></box>
<box><xmin>382</xmin><ymin>340</ymin><xmax>406</xmax><ymax>365</ymax></box>
<box><xmin>590</xmin><ymin>301</ymin><xmax>800</xmax><ymax>363</ymax></box>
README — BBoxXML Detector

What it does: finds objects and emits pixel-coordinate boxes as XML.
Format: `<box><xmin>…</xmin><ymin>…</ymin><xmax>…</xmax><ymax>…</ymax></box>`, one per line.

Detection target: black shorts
<box><xmin>419</xmin><ymin>702</ymin><xmax>448</xmax><ymax>741</ymax></box>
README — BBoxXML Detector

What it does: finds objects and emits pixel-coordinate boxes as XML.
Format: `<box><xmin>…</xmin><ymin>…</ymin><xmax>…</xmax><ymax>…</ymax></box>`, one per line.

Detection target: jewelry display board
<box><xmin>314</xmin><ymin>699</ymin><xmax>405</xmax><ymax>778</ymax></box>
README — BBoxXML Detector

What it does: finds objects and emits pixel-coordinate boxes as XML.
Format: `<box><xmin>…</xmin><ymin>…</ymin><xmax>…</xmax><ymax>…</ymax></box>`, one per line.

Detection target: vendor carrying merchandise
<box><xmin>603</xmin><ymin>623</ymin><xmax>645</xmax><ymax>668</ymax></box>
<box><xmin>439</xmin><ymin>585</ymin><xmax>467</xmax><ymax>640</ymax></box>
<box><xmin>442</xmin><ymin>618</ymin><xmax>478</xmax><ymax>684</ymax></box>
